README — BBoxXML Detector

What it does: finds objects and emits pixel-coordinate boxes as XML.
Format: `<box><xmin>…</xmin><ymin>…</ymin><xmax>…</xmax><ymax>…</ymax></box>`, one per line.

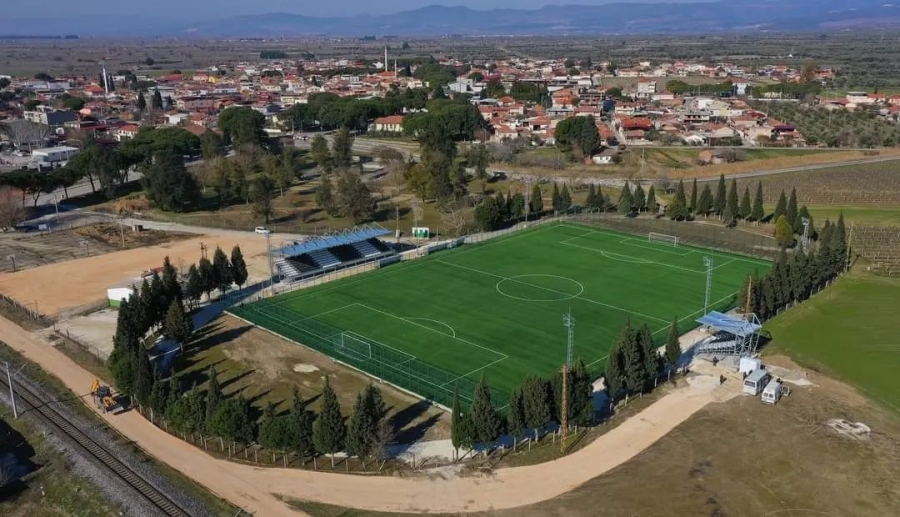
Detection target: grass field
<box><xmin>234</xmin><ymin>223</ymin><xmax>769</xmax><ymax>406</ymax></box>
<box><xmin>765</xmin><ymin>270</ymin><xmax>900</xmax><ymax>413</ymax></box>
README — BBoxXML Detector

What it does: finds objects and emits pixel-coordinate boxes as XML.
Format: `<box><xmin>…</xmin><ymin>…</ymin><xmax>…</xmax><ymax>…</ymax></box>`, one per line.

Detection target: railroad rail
<box><xmin>0</xmin><ymin>374</ymin><xmax>192</xmax><ymax>517</ymax></box>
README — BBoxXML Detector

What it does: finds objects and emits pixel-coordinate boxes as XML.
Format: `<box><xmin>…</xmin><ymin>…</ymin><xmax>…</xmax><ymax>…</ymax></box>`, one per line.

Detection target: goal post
<box><xmin>337</xmin><ymin>332</ymin><xmax>373</xmax><ymax>360</ymax></box>
<box><xmin>648</xmin><ymin>232</ymin><xmax>678</xmax><ymax>247</ymax></box>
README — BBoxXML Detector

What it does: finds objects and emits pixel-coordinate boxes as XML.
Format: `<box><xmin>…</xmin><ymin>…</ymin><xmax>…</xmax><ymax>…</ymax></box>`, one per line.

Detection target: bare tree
<box><xmin>0</xmin><ymin>186</ymin><xmax>27</xmax><ymax>229</ymax></box>
<box><xmin>2</xmin><ymin>120</ymin><xmax>50</xmax><ymax>151</ymax></box>
<box><xmin>440</xmin><ymin>198</ymin><xmax>472</xmax><ymax>236</ymax></box>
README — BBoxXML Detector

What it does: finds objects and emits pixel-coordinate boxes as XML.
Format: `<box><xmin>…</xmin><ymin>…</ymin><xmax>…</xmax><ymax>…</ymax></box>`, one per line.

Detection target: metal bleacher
<box><xmin>693</xmin><ymin>311</ymin><xmax>762</xmax><ymax>357</ymax></box>
<box><xmin>272</xmin><ymin>224</ymin><xmax>395</xmax><ymax>283</ymax></box>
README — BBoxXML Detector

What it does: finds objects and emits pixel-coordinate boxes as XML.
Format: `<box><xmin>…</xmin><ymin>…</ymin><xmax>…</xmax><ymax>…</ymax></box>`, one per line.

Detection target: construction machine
<box><xmin>90</xmin><ymin>379</ymin><xmax>119</xmax><ymax>413</ymax></box>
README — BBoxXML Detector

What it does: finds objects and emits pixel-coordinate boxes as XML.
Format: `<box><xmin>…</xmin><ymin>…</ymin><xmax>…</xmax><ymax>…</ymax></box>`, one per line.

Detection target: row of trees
<box><xmin>617</xmin><ymin>181</ymin><xmax>658</xmax><ymax>215</ymax></box>
<box><xmin>311</xmin><ymin>129</ymin><xmax>378</xmax><ymax>224</ymax></box>
<box><xmin>605</xmin><ymin>319</ymin><xmax>682</xmax><ymax>401</ymax></box>
<box><xmin>744</xmin><ymin>215</ymin><xmax>849</xmax><ymax>321</ymax></box>
<box><xmin>449</xmin><ymin>363</ymin><xmax>594</xmax><ymax>457</ymax></box>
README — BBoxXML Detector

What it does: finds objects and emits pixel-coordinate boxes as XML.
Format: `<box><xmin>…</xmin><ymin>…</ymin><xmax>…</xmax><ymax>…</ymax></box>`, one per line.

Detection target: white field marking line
<box><xmin>495</xmin><ymin>274</ymin><xmax>585</xmax><ymax>302</ymax></box>
<box><xmin>435</xmin><ymin>258</ymin><xmax>670</xmax><ymax>325</ymax></box>
<box><xmin>342</xmin><ymin>328</ymin><xmax>417</xmax><ymax>362</ymax></box>
<box><xmin>404</xmin><ymin>317</ymin><xmax>457</xmax><ymax>338</ymax></box>
<box><xmin>296</xmin><ymin>303</ymin><xmax>360</xmax><ymax>322</ymax></box>
<box><xmin>586</xmin><ymin>353</ymin><xmax>610</xmax><ymax>368</ymax></box>
<box><xmin>354</xmin><ymin>302</ymin><xmax>508</xmax><ymax>360</ymax></box>
<box><xmin>619</xmin><ymin>237</ymin><xmax>695</xmax><ymax>257</ymax></box>
<box><xmin>438</xmin><ymin>356</ymin><xmax>509</xmax><ymax>389</ymax></box>
<box><xmin>560</xmin><ymin>241</ymin><xmax>705</xmax><ymax>274</ymax></box>
<box><xmin>559</xmin><ymin>222</ymin><xmax>771</xmax><ymax>267</ymax></box>
<box><xmin>645</xmin><ymin>291</ymin><xmax>742</xmax><ymax>340</ymax></box>
<box><xmin>710</xmin><ymin>259</ymin><xmax>736</xmax><ymax>272</ymax></box>
<box><xmin>267</xmin><ymin>222</ymin><xmax>565</xmax><ymax>309</ymax></box>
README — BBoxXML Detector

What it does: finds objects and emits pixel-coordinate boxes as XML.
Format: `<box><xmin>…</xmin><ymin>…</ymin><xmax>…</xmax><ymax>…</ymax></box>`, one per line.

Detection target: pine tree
<box><xmin>646</xmin><ymin>185</ymin><xmax>656</xmax><ymax>214</ymax></box>
<box><xmin>633</xmin><ymin>183</ymin><xmax>646</xmax><ymax>212</ymax></box>
<box><xmin>212</xmin><ymin>247</ymin><xmax>233</xmax><ymax>294</ymax></box>
<box><xmin>148</xmin><ymin>370</ymin><xmax>170</xmax><ymax>415</ymax></box>
<box><xmin>507</xmin><ymin>389</ymin><xmax>526</xmax><ymax>443</ymax></box>
<box><xmin>697</xmin><ymin>184</ymin><xmax>713</xmax><ymax>217</ymax></box>
<box><xmin>161</xmin><ymin>256</ymin><xmax>182</xmax><ymax>304</ymax></box>
<box><xmin>198</xmin><ymin>257</ymin><xmax>215</xmax><ymax>301</ymax></box>
<box><xmin>559</xmin><ymin>184</ymin><xmax>572</xmax><ymax>212</ymax></box>
<box><xmin>551</xmin><ymin>183</ymin><xmax>561</xmax><ymax>212</ymax></box>
<box><xmin>258</xmin><ymin>402</ymin><xmax>279</xmax><ymax>450</ymax></box>
<box><xmin>689</xmin><ymin>178</ymin><xmax>698</xmax><ymax>213</ymax></box>
<box><xmin>664</xmin><ymin>318</ymin><xmax>681</xmax><ymax>371</ymax></box>
<box><xmin>569</xmin><ymin>359</ymin><xmax>594</xmax><ymax>426</ymax></box>
<box><xmin>739</xmin><ymin>186</ymin><xmax>751</xmax><ymax>220</ymax></box>
<box><xmin>775</xmin><ymin>215</ymin><xmax>794</xmax><ymax>248</ymax></box>
<box><xmin>713</xmin><ymin>174</ymin><xmax>727</xmax><ymax>217</ymax></box>
<box><xmin>773</xmin><ymin>190</ymin><xmax>787</xmax><ymax>223</ymax></box>
<box><xmin>529</xmin><ymin>183</ymin><xmax>543</xmax><ymax>216</ymax></box>
<box><xmin>751</xmin><ymin>181</ymin><xmax>765</xmax><ymax>222</ymax></box>
<box><xmin>209</xmin><ymin>395</ymin><xmax>255</xmax><ymax>444</ymax></box>
<box><xmin>470</xmin><ymin>375</ymin><xmax>502</xmax><ymax>445</ymax></box>
<box><xmin>152</xmin><ymin>89</ymin><xmax>163</xmax><ymax>110</ymax></box>
<box><xmin>604</xmin><ymin>344</ymin><xmax>624</xmax><ymax>401</ymax></box>
<box><xmin>132</xmin><ymin>348</ymin><xmax>154</xmax><ymax>407</ymax></box>
<box><xmin>288</xmin><ymin>387</ymin><xmax>314</xmax><ymax>457</ymax></box>
<box><xmin>204</xmin><ymin>367</ymin><xmax>222</xmax><ymax>431</ymax></box>
<box><xmin>787</xmin><ymin>188</ymin><xmax>799</xmax><ymax>234</ymax></box>
<box><xmin>137</xmin><ymin>91</ymin><xmax>147</xmax><ymax>112</ymax></box>
<box><xmin>230</xmin><ymin>246</ymin><xmax>248</xmax><ymax>290</ymax></box>
<box><xmin>313</xmin><ymin>378</ymin><xmax>346</xmax><ymax>466</ymax></box>
<box><xmin>450</xmin><ymin>385</ymin><xmax>464</xmax><ymax>458</ymax></box>
<box><xmin>164</xmin><ymin>299</ymin><xmax>194</xmax><ymax>348</ymax></box>
<box><xmin>522</xmin><ymin>375</ymin><xmax>551</xmax><ymax>442</ymax></box>
<box><xmin>726</xmin><ymin>179</ymin><xmax>739</xmax><ymax>221</ymax></box>
<box><xmin>595</xmin><ymin>184</ymin><xmax>605</xmax><ymax>210</ymax></box>
<box><xmin>617</xmin><ymin>181</ymin><xmax>634</xmax><ymax>214</ymax></box>
<box><xmin>346</xmin><ymin>393</ymin><xmax>373</xmax><ymax>460</ymax></box>
<box><xmin>674</xmin><ymin>179</ymin><xmax>687</xmax><ymax>207</ymax></box>
<box><xmin>149</xmin><ymin>271</ymin><xmax>166</xmax><ymax>328</ymax></box>
<box><xmin>185</xmin><ymin>264</ymin><xmax>203</xmax><ymax>309</ymax></box>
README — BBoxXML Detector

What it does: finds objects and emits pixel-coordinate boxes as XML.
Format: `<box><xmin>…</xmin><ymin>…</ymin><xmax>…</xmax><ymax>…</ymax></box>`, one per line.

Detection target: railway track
<box><xmin>0</xmin><ymin>374</ymin><xmax>192</xmax><ymax>517</ymax></box>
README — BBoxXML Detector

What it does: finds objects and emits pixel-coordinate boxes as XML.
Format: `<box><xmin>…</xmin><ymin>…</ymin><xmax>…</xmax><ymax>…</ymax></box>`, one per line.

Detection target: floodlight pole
<box><xmin>561</xmin><ymin>308</ymin><xmax>575</xmax><ymax>449</ymax></box>
<box><xmin>801</xmin><ymin>217</ymin><xmax>810</xmax><ymax>254</ymax></box>
<box><xmin>265</xmin><ymin>232</ymin><xmax>275</xmax><ymax>290</ymax></box>
<box><xmin>703</xmin><ymin>256</ymin><xmax>713</xmax><ymax>315</ymax></box>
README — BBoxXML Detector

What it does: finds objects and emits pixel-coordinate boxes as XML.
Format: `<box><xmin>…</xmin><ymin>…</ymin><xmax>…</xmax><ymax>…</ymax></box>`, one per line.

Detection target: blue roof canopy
<box><xmin>695</xmin><ymin>311</ymin><xmax>762</xmax><ymax>338</ymax></box>
<box><xmin>275</xmin><ymin>225</ymin><xmax>391</xmax><ymax>257</ymax></box>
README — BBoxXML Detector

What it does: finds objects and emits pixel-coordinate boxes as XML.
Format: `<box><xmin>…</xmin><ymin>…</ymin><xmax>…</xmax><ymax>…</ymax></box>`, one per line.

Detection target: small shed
<box><xmin>106</xmin><ymin>287</ymin><xmax>134</xmax><ymax>307</ymax></box>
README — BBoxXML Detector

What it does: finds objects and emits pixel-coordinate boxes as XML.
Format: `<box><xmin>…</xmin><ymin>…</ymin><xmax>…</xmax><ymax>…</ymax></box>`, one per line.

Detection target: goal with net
<box><xmin>648</xmin><ymin>232</ymin><xmax>678</xmax><ymax>247</ymax></box>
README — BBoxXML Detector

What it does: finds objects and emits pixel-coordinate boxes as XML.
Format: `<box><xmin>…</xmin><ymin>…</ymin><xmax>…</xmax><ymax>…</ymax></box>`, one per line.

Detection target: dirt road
<box><xmin>0</xmin><ymin>313</ymin><xmax>723</xmax><ymax>515</ymax></box>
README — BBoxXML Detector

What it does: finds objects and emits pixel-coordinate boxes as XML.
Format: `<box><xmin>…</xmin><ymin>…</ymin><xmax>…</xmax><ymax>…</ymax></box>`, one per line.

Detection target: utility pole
<box><xmin>52</xmin><ymin>192</ymin><xmax>60</xmax><ymax>223</ymax></box>
<box><xmin>265</xmin><ymin>232</ymin><xmax>275</xmax><ymax>289</ymax></box>
<box><xmin>703</xmin><ymin>256</ymin><xmax>713</xmax><ymax>315</ymax></box>
<box><xmin>6</xmin><ymin>362</ymin><xmax>16</xmax><ymax>419</ymax></box>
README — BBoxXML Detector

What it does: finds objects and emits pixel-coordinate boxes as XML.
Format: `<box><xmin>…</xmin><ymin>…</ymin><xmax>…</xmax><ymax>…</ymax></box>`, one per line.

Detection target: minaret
<box><xmin>384</xmin><ymin>47</ymin><xmax>388</xmax><ymax>72</ymax></box>
<box><xmin>102</xmin><ymin>61</ymin><xmax>110</xmax><ymax>96</ymax></box>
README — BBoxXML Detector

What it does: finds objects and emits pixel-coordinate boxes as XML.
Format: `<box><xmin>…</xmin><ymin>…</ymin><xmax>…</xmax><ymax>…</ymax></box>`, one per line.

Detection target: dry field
<box><xmin>0</xmin><ymin>223</ymin><xmax>192</xmax><ymax>274</ymax></box>
<box><xmin>289</xmin><ymin>356</ymin><xmax>900</xmax><ymax>517</ymax></box>
<box><xmin>0</xmin><ymin>233</ymin><xmax>272</xmax><ymax>318</ymax></box>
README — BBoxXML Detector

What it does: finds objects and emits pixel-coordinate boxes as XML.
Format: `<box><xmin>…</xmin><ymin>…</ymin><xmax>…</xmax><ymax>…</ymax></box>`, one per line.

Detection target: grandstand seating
<box><xmin>352</xmin><ymin>239</ymin><xmax>382</xmax><ymax>258</ymax></box>
<box><xmin>330</xmin><ymin>244</ymin><xmax>363</xmax><ymax>262</ymax></box>
<box><xmin>308</xmin><ymin>249</ymin><xmax>342</xmax><ymax>269</ymax></box>
<box><xmin>275</xmin><ymin>258</ymin><xmax>301</xmax><ymax>279</ymax></box>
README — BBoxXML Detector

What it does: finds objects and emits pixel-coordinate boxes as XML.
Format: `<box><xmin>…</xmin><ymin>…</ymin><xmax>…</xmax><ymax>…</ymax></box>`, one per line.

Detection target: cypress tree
<box><xmin>586</xmin><ymin>184</ymin><xmax>597</xmax><ymax>208</ymax></box>
<box><xmin>621</xmin><ymin>322</ymin><xmax>644</xmax><ymax>394</ymax></box>
<box><xmin>507</xmin><ymin>389</ymin><xmax>526</xmax><ymax>445</ymax></box>
<box><xmin>775</xmin><ymin>215</ymin><xmax>794</xmax><ymax>248</ymax></box>
<box><xmin>595</xmin><ymin>184</ymin><xmax>605</xmax><ymax>210</ymax></box>
<box><xmin>570</xmin><ymin>359</ymin><xmax>594</xmax><ymax>426</ymax></box>
<box><xmin>161</xmin><ymin>256</ymin><xmax>182</xmax><ymax>305</ymax></box>
<box><xmin>751</xmin><ymin>181</ymin><xmax>765</xmax><ymax>222</ymax></box>
<box><xmin>204</xmin><ymin>367</ymin><xmax>222</xmax><ymax>431</ymax></box>
<box><xmin>148</xmin><ymin>370</ymin><xmax>170</xmax><ymax>414</ymax></box>
<box><xmin>137</xmin><ymin>91</ymin><xmax>147</xmax><ymax>112</ymax></box>
<box><xmin>617</xmin><ymin>181</ymin><xmax>634</xmax><ymax>214</ymax></box>
<box><xmin>164</xmin><ymin>299</ymin><xmax>194</xmax><ymax>348</ymax></box>
<box><xmin>184</xmin><ymin>264</ymin><xmax>203</xmax><ymax>310</ymax></box>
<box><xmin>674</xmin><ymin>179</ymin><xmax>687</xmax><ymax>207</ymax></box>
<box><xmin>696</xmin><ymin>184</ymin><xmax>713</xmax><ymax>217</ymax></box>
<box><xmin>664</xmin><ymin>318</ymin><xmax>681</xmax><ymax>371</ymax></box>
<box><xmin>646</xmin><ymin>185</ymin><xmax>656</xmax><ymax>214</ymax></box>
<box><xmin>450</xmin><ymin>385</ymin><xmax>463</xmax><ymax>458</ymax></box>
<box><xmin>633</xmin><ymin>183</ymin><xmax>646</xmax><ymax>212</ymax></box>
<box><xmin>258</xmin><ymin>402</ymin><xmax>279</xmax><ymax>450</ymax></box>
<box><xmin>149</xmin><ymin>272</ymin><xmax>166</xmax><ymax>328</ymax></box>
<box><xmin>522</xmin><ymin>375</ymin><xmax>551</xmax><ymax>442</ymax></box>
<box><xmin>787</xmin><ymin>188</ymin><xmax>799</xmax><ymax>234</ymax></box>
<box><xmin>726</xmin><ymin>178</ymin><xmax>739</xmax><ymax>221</ymax></box>
<box><xmin>559</xmin><ymin>184</ymin><xmax>572</xmax><ymax>212</ymax></box>
<box><xmin>313</xmin><ymin>378</ymin><xmax>346</xmax><ymax>466</ymax></box>
<box><xmin>739</xmin><ymin>185</ymin><xmax>751</xmax><ymax>220</ymax></box>
<box><xmin>637</xmin><ymin>323</ymin><xmax>658</xmax><ymax>388</ymax></box>
<box><xmin>212</xmin><ymin>246</ymin><xmax>233</xmax><ymax>294</ymax></box>
<box><xmin>773</xmin><ymin>190</ymin><xmax>787</xmax><ymax>223</ymax></box>
<box><xmin>529</xmin><ymin>183</ymin><xmax>543</xmax><ymax>216</ymax></box>
<box><xmin>713</xmin><ymin>174</ymin><xmax>727</xmax><ymax>217</ymax></box>
<box><xmin>230</xmin><ymin>246</ymin><xmax>248</xmax><ymax>290</ymax></box>
<box><xmin>833</xmin><ymin>212</ymin><xmax>848</xmax><ymax>273</ymax></box>
<box><xmin>288</xmin><ymin>387</ymin><xmax>314</xmax><ymax>457</ymax></box>
<box><xmin>551</xmin><ymin>183</ymin><xmax>561</xmax><ymax>212</ymax></box>
<box><xmin>605</xmin><ymin>344</ymin><xmax>624</xmax><ymax>401</ymax></box>
<box><xmin>346</xmin><ymin>393</ymin><xmax>373</xmax><ymax>460</ymax></box>
<box><xmin>470</xmin><ymin>375</ymin><xmax>502</xmax><ymax>445</ymax></box>
<box><xmin>689</xmin><ymin>178</ymin><xmax>698</xmax><ymax>213</ymax></box>
<box><xmin>132</xmin><ymin>348</ymin><xmax>154</xmax><ymax>407</ymax></box>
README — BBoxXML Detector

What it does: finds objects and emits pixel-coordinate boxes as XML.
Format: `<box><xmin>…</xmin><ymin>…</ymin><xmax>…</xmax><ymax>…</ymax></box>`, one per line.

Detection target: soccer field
<box><xmin>232</xmin><ymin>223</ymin><xmax>770</xmax><ymax>407</ymax></box>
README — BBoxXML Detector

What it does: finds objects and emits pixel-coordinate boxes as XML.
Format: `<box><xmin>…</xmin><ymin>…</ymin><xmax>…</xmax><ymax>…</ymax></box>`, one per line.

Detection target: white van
<box><xmin>743</xmin><ymin>369</ymin><xmax>771</xmax><ymax>396</ymax></box>
<box><xmin>761</xmin><ymin>379</ymin><xmax>784</xmax><ymax>405</ymax></box>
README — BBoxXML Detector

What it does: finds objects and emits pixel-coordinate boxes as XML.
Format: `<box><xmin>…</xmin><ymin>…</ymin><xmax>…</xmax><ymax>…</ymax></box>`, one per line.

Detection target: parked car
<box><xmin>254</xmin><ymin>227</ymin><xmax>271</xmax><ymax>234</ymax></box>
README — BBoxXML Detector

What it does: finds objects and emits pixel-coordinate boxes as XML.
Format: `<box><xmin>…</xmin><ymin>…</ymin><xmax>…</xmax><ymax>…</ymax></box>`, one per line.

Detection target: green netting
<box><xmin>230</xmin><ymin>300</ymin><xmax>509</xmax><ymax>411</ymax></box>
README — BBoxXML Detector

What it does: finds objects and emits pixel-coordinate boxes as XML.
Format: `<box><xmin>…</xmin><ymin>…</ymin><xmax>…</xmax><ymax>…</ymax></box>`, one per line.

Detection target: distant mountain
<box><xmin>2</xmin><ymin>1</ymin><xmax>900</xmax><ymax>37</ymax></box>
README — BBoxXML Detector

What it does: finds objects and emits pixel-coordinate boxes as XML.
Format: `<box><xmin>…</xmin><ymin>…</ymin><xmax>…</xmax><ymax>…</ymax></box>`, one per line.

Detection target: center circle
<box><xmin>495</xmin><ymin>274</ymin><xmax>585</xmax><ymax>302</ymax></box>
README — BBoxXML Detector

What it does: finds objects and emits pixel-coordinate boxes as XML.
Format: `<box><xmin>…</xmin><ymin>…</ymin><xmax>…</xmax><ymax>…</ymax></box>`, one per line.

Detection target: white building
<box><xmin>32</xmin><ymin>146</ymin><xmax>80</xmax><ymax>164</ymax></box>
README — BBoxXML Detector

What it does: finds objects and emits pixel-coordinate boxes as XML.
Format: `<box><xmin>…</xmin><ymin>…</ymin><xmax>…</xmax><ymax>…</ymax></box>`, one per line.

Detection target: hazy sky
<box><xmin>33</xmin><ymin>0</ymin><xmax>702</xmax><ymax>19</ymax></box>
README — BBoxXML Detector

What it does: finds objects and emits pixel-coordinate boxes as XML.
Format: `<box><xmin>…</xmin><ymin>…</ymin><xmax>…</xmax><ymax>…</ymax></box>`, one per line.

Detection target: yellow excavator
<box><xmin>90</xmin><ymin>379</ymin><xmax>119</xmax><ymax>414</ymax></box>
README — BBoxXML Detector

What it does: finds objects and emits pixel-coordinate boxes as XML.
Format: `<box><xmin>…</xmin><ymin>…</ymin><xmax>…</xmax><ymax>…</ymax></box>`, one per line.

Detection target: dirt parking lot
<box><xmin>0</xmin><ymin>233</ymin><xmax>272</xmax><ymax>317</ymax></box>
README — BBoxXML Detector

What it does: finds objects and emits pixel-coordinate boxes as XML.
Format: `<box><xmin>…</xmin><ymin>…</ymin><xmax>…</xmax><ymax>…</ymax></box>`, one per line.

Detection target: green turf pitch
<box><xmin>235</xmin><ymin>223</ymin><xmax>770</xmax><ymax>400</ymax></box>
